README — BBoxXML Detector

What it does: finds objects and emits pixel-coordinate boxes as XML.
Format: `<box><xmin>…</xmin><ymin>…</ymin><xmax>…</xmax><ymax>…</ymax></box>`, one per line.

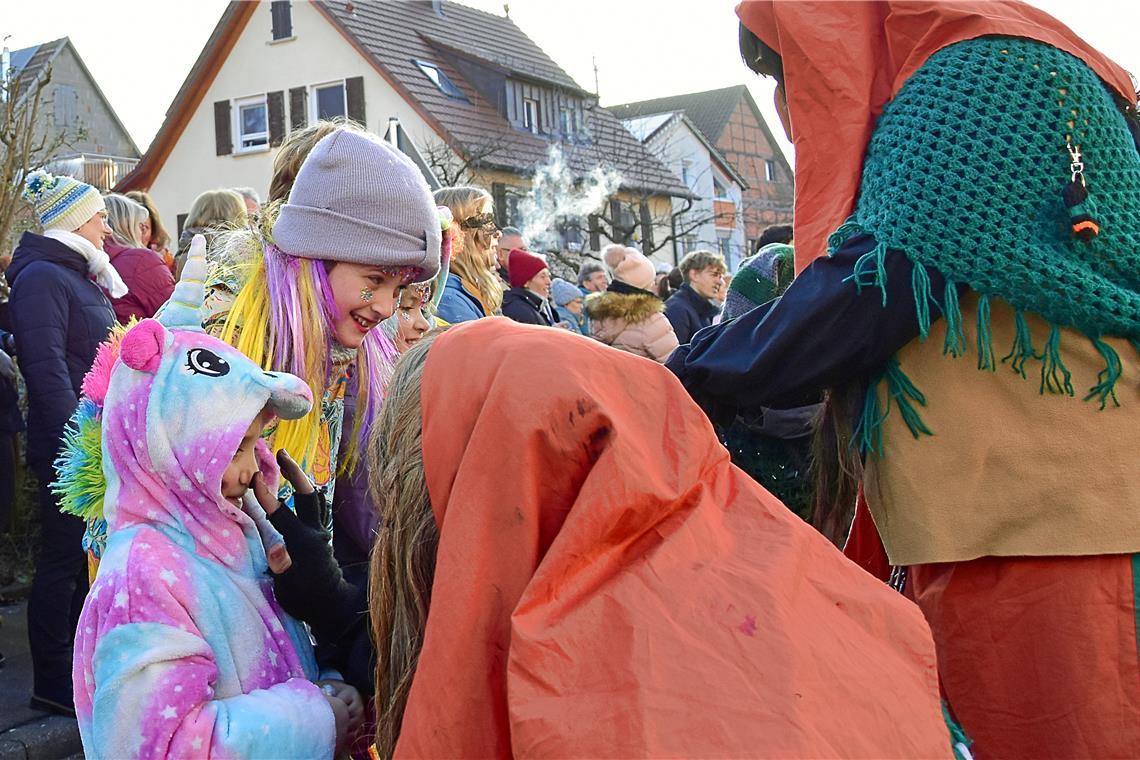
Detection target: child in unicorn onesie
<box><xmin>66</xmin><ymin>238</ymin><xmax>349</xmax><ymax>758</ymax></box>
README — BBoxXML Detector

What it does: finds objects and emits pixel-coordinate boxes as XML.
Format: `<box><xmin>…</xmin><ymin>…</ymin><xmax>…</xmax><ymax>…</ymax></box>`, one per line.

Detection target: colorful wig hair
<box><xmin>433</xmin><ymin>186</ymin><xmax>503</xmax><ymax>314</ymax></box>
<box><xmin>216</xmin><ymin>203</ymin><xmax>450</xmax><ymax>472</ymax></box>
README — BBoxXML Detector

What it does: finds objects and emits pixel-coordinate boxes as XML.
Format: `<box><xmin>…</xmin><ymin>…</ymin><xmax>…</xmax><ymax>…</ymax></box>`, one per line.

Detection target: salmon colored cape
<box><xmin>397</xmin><ymin>318</ymin><xmax>949</xmax><ymax>758</ymax></box>
<box><xmin>736</xmin><ymin>0</ymin><xmax>1135</xmax><ymax>273</ymax></box>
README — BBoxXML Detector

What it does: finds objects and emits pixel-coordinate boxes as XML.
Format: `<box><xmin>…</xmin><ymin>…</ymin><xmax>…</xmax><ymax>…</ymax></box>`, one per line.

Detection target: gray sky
<box><xmin>3</xmin><ymin>0</ymin><xmax>1137</xmax><ymax>161</ymax></box>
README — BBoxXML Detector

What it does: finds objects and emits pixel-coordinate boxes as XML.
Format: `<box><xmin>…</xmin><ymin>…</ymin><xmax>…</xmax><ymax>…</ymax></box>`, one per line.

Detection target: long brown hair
<box><xmin>367</xmin><ymin>334</ymin><xmax>441</xmax><ymax>758</ymax></box>
<box><xmin>809</xmin><ymin>380</ymin><xmax>866</xmax><ymax>546</ymax></box>
<box><xmin>433</xmin><ymin>186</ymin><xmax>503</xmax><ymax>313</ymax></box>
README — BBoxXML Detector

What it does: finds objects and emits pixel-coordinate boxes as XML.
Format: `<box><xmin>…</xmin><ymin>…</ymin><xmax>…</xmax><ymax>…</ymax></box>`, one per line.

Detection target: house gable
<box><xmin>632</xmin><ymin>113</ymin><xmax>749</xmax><ymax>266</ymax></box>
<box><xmin>133</xmin><ymin>0</ymin><xmax>445</xmax><ymax>232</ymax></box>
<box><xmin>50</xmin><ymin>42</ymin><xmax>139</xmax><ymax>159</ymax></box>
<box><xmin>610</xmin><ymin>84</ymin><xmax>794</xmax><ymax>243</ymax></box>
<box><xmin>8</xmin><ymin>38</ymin><xmax>138</xmax><ymax>159</ymax></box>
<box><xmin>714</xmin><ymin>93</ymin><xmax>793</xmax><ymax>241</ymax></box>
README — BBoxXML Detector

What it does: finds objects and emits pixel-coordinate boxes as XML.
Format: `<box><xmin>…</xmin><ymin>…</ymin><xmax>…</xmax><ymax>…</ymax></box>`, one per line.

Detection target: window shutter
<box><xmin>345</xmin><ymin>76</ymin><xmax>366</xmax><ymax>126</ymax></box>
<box><xmin>271</xmin><ymin>1</ymin><xmax>293</xmax><ymax>40</ymax></box>
<box><xmin>491</xmin><ymin>183</ymin><xmax>507</xmax><ymax>228</ymax></box>
<box><xmin>267</xmin><ymin>91</ymin><xmax>286</xmax><ymax>147</ymax></box>
<box><xmin>289</xmin><ymin>87</ymin><xmax>307</xmax><ymax>130</ymax></box>
<box><xmin>214</xmin><ymin>100</ymin><xmax>232</xmax><ymax>156</ymax></box>
<box><xmin>639</xmin><ymin>201</ymin><xmax>654</xmax><ymax>251</ymax></box>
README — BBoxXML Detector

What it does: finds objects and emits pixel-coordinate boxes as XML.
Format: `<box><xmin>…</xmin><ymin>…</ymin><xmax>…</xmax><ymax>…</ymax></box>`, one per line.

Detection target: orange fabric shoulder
<box><xmin>396</xmin><ymin>318</ymin><xmax>950</xmax><ymax>757</ymax></box>
<box><xmin>737</xmin><ymin>0</ymin><xmax>1135</xmax><ymax>273</ymax></box>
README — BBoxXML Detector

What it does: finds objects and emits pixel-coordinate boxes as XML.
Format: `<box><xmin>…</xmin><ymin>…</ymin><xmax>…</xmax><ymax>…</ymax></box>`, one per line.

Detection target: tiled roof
<box><xmin>608</xmin><ymin>85</ymin><xmax>748</xmax><ymax>145</ymax></box>
<box><xmin>8</xmin><ymin>38</ymin><xmax>68</xmax><ymax>104</ymax></box>
<box><xmin>317</xmin><ymin>0</ymin><xmax>689</xmax><ymax>197</ymax></box>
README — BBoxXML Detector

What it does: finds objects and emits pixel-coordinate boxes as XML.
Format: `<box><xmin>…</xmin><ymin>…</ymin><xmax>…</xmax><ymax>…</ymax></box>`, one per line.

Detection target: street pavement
<box><xmin>0</xmin><ymin>598</ymin><xmax>82</xmax><ymax>760</ymax></box>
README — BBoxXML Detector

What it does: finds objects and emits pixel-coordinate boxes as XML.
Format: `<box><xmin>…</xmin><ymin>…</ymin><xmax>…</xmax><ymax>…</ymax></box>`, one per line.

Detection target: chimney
<box><xmin>432</xmin><ymin>0</ymin><xmax>444</xmax><ymax>17</ymax></box>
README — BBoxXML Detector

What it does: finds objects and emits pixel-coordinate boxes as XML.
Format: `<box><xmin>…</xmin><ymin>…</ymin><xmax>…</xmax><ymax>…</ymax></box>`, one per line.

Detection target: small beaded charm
<box><xmin>1063</xmin><ymin>142</ymin><xmax>1099</xmax><ymax>241</ymax></box>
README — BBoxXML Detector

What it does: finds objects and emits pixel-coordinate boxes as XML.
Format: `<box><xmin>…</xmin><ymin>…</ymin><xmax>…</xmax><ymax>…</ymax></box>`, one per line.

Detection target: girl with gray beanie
<box><xmin>81</xmin><ymin>128</ymin><xmax>446</xmax><ymax>584</ymax></box>
<box><xmin>202</xmin><ymin>127</ymin><xmax>443</xmax><ymax>518</ymax></box>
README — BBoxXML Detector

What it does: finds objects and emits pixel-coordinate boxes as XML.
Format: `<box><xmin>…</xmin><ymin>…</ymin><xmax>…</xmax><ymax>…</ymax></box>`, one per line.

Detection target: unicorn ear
<box><xmin>120</xmin><ymin>319</ymin><xmax>167</xmax><ymax>374</ymax></box>
<box><xmin>158</xmin><ymin>234</ymin><xmax>208</xmax><ymax>330</ymax></box>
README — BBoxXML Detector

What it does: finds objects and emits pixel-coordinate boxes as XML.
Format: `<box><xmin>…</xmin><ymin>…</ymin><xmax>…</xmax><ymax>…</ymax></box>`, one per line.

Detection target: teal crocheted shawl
<box><xmin>834</xmin><ymin>37</ymin><xmax>1140</xmax><ymax>454</ymax></box>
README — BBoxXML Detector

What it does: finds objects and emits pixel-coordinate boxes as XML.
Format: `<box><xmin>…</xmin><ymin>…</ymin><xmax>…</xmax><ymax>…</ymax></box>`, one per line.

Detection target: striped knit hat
<box><xmin>723</xmin><ymin>243</ymin><xmax>795</xmax><ymax>321</ymax></box>
<box><xmin>22</xmin><ymin>170</ymin><xmax>105</xmax><ymax>232</ymax></box>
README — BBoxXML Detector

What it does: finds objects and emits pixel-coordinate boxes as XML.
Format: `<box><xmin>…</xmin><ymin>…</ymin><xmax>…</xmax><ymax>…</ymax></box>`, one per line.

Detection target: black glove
<box><xmin>261</xmin><ymin>456</ymin><xmax>363</xmax><ymax>643</ymax></box>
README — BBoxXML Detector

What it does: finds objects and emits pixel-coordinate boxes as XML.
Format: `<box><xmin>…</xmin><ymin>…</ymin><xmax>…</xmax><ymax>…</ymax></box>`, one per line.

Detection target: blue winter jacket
<box><xmin>555</xmin><ymin>304</ymin><xmax>589</xmax><ymax>335</ymax></box>
<box><xmin>665</xmin><ymin>284</ymin><xmax>720</xmax><ymax>345</ymax></box>
<box><xmin>435</xmin><ymin>275</ymin><xmax>487</xmax><ymax>324</ymax></box>
<box><xmin>7</xmin><ymin>232</ymin><xmax>114</xmax><ymax>471</ymax></box>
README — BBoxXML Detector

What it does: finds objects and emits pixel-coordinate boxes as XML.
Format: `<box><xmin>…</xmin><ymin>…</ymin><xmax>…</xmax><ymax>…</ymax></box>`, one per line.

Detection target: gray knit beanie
<box><xmin>273</xmin><ymin>129</ymin><xmax>441</xmax><ymax>280</ymax></box>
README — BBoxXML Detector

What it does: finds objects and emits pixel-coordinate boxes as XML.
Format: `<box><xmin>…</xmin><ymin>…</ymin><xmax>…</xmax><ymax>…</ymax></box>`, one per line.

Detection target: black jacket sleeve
<box><xmin>666</xmin><ymin>234</ymin><xmax>957</xmax><ymax>421</ymax></box>
<box><xmin>266</xmin><ymin>494</ymin><xmax>374</xmax><ymax>695</ymax></box>
<box><xmin>9</xmin><ymin>264</ymin><xmax>77</xmax><ymax>467</ymax></box>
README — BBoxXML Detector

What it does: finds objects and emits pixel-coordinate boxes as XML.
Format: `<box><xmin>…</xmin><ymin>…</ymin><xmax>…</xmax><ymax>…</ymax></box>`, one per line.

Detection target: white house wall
<box><xmin>643</xmin><ymin>119</ymin><xmax>747</xmax><ymax>269</ymax></box>
<box><xmin>147</xmin><ymin>0</ymin><xmax>443</xmax><ymax>230</ymax></box>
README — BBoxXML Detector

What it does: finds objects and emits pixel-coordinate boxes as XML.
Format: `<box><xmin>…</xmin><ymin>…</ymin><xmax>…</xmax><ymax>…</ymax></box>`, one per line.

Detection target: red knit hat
<box><xmin>508</xmin><ymin>248</ymin><xmax>547</xmax><ymax>288</ymax></box>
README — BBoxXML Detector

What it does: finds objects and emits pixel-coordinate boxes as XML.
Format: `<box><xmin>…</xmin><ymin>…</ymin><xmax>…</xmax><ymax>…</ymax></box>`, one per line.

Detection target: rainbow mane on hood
<box><xmin>54</xmin><ymin>322</ymin><xmax>132</xmax><ymax>524</ymax></box>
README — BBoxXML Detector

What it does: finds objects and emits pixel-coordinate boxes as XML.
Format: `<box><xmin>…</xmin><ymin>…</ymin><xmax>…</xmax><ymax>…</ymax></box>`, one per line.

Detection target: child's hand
<box><xmin>318</xmin><ymin>679</ymin><xmax>364</xmax><ymax>732</ymax></box>
<box><xmin>322</xmin><ymin>689</ymin><xmax>349</xmax><ymax>754</ymax></box>
<box><xmin>251</xmin><ymin>472</ymin><xmax>293</xmax><ymax>573</ymax></box>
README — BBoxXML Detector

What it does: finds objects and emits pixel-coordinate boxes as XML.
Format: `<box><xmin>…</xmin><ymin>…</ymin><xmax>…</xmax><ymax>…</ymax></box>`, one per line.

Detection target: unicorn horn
<box><xmin>158</xmin><ymin>234</ymin><xmax>208</xmax><ymax>330</ymax></box>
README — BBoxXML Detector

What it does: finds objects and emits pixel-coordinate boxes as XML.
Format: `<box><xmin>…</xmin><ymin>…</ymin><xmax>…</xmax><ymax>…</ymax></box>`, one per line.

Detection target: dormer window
<box><xmin>270</xmin><ymin>1</ymin><xmax>293</xmax><ymax>41</ymax></box>
<box><xmin>414</xmin><ymin>60</ymin><xmax>467</xmax><ymax>101</ymax></box>
<box><xmin>523</xmin><ymin>98</ymin><xmax>540</xmax><ymax>134</ymax></box>
<box><xmin>559</xmin><ymin>107</ymin><xmax>572</xmax><ymax>135</ymax></box>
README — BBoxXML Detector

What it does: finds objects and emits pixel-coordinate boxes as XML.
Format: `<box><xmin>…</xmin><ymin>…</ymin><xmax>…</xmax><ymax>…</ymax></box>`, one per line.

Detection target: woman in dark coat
<box><xmin>10</xmin><ymin>171</ymin><xmax>117</xmax><ymax>714</ymax></box>
<box><xmin>500</xmin><ymin>248</ymin><xmax>554</xmax><ymax>326</ymax></box>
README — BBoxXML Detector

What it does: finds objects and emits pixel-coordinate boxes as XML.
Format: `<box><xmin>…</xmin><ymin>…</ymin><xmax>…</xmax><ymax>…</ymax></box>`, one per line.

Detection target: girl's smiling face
<box><xmin>326</xmin><ymin>263</ymin><xmax>408</xmax><ymax>348</ymax></box>
<box><xmin>394</xmin><ymin>286</ymin><xmax>432</xmax><ymax>353</ymax></box>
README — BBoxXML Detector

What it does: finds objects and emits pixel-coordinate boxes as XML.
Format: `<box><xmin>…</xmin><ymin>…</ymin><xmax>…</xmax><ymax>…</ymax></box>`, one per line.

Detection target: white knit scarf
<box><xmin>43</xmin><ymin>229</ymin><xmax>129</xmax><ymax>298</ymax></box>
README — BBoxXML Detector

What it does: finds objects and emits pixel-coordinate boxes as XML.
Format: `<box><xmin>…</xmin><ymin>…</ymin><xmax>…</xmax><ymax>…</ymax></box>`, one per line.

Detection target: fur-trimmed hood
<box><xmin>584</xmin><ymin>290</ymin><xmax>664</xmax><ymax>325</ymax></box>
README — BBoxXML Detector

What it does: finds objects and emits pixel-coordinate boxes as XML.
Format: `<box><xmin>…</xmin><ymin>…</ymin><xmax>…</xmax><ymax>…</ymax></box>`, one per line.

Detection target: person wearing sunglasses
<box><xmin>433</xmin><ymin>187</ymin><xmax>504</xmax><ymax>323</ymax></box>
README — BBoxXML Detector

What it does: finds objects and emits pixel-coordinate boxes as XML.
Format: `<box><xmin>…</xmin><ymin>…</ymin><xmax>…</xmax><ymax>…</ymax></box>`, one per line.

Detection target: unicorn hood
<box><xmin>96</xmin><ymin>236</ymin><xmax>312</xmax><ymax>569</ymax></box>
<box><xmin>66</xmin><ymin>237</ymin><xmax>335</xmax><ymax>760</ymax></box>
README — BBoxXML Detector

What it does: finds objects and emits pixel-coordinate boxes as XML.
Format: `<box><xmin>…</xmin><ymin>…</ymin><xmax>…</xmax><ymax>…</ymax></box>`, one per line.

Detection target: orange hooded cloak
<box><xmin>394</xmin><ymin>318</ymin><xmax>950</xmax><ymax>757</ymax></box>
<box><xmin>736</xmin><ymin>0</ymin><xmax>1135</xmax><ymax>273</ymax></box>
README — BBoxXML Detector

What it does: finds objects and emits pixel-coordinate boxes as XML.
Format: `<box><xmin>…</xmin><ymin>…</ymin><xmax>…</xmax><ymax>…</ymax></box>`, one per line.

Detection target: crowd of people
<box><xmin>0</xmin><ymin>0</ymin><xmax>1136</xmax><ymax>757</ymax></box>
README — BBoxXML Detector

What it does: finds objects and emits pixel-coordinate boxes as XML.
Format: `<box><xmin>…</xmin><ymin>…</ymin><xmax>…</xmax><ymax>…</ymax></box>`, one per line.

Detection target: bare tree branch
<box><xmin>0</xmin><ymin>61</ymin><xmax>72</xmax><ymax>251</ymax></box>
